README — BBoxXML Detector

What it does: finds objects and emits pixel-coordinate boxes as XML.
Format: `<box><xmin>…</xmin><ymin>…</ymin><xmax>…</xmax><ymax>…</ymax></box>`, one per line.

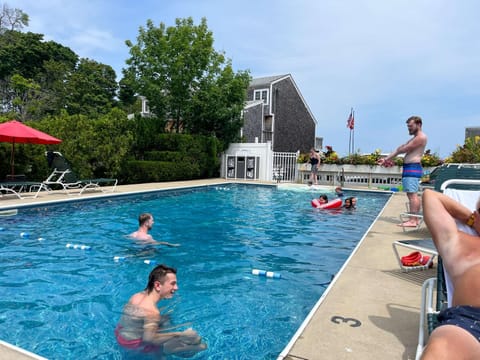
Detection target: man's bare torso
<box><xmin>403</xmin><ymin>132</ymin><xmax>427</xmax><ymax>163</ymax></box>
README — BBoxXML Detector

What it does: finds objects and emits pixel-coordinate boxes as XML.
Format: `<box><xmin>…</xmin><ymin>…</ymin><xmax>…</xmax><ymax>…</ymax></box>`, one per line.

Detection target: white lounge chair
<box><xmin>0</xmin><ymin>181</ymin><xmax>48</xmax><ymax>199</ymax></box>
<box><xmin>415</xmin><ymin>276</ymin><xmax>438</xmax><ymax>360</ymax></box>
<box><xmin>43</xmin><ymin>151</ymin><xmax>117</xmax><ymax>195</ymax></box>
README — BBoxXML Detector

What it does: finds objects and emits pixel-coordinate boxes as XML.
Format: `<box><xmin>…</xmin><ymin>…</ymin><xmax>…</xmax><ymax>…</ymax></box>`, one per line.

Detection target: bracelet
<box><xmin>466</xmin><ymin>213</ymin><xmax>475</xmax><ymax>227</ymax></box>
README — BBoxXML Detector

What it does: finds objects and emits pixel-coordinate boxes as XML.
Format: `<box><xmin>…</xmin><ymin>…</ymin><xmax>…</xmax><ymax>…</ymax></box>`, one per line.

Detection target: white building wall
<box><xmin>221</xmin><ymin>142</ymin><xmax>273</xmax><ymax>181</ymax></box>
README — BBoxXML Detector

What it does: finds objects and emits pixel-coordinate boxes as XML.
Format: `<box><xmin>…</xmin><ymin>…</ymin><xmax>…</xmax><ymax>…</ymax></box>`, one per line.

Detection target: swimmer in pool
<box><xmin>318</xmin><ymin>194</ymin><xmax>328</xmax><ymax>204</ymax></box>
<box><xmin>343</xmin><ymin>197</ymin><xmax>353</xmax><ymax>209</ymax></box>
<box><xmin>115</xmin><ymin>264</ymin><xmax>207</xmax><ymax>357</ymax></box>
<box><xmin>129</xmin><ymin>213</ymin><xmax>180</xmax><ymax>247</ymax></box>
<box><xmin>335</xmin><ymin>186</ymin><xmax>344</xmax><ymax>197</ymax></box>
<box><xmin>351</xmin><ymin>197</ymin><xmax>357</xmax><ymax>208</ymax></box>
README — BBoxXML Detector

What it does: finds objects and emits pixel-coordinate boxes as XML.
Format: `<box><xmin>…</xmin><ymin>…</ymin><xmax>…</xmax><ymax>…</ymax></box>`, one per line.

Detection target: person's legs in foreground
<box><xmin>421</xmin><ymin>189</ymin><xmax>480</xmax><ymax>359</ymax></box>
<box><xmin>422</xmin><ymin>325</ymin><xmax>480</xmax><ymax>360</ymax></box>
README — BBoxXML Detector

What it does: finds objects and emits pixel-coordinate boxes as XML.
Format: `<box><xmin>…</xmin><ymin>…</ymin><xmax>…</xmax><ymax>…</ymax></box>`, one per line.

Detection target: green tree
<box><xmin>0</xmin><ymin>30</ymin><xmax>77</xmax><ymax>80</ymax></box>
<box><xmin>124</xmin><ymin>17</ymin><xmax>214</xmax><ymax>131</ymax></box>
<box><xmin>0</xmin><ymin>3</ymin><xmax>29</xmax><ymax>33</ymax></box>
<box><xmin>9</xmin><ymin>73</ymin><xmax>41</xmax><ymax>121</ymax></box>
<box><xmin>118</xmin><ymin>76</ymin><xmax>137</xmax><ymax>111</ymax></box>
<box><xmin>446</xmin><ymin>136</ymin><xmax>480</xmax><ymax>163</ymax></box>
<box><xmin>0</xmin><ymin>30</ymin><xmax>78</xmax><ymax>119</ymax></box>
<box><xmin>186</xmin><ymin>58</ymin><xmax>250</xmax><ymax>149</ymax></box>
<box><xmin>35</xmin><ymin>59</ymin><xmax>73</xmax><ymax>116</ymax></box>
<box><xmin>123</xmin><ymin>17</ymin><xmax>250</xmax><ymax>147</ymax></box>
<box><xmin>64</xmin><ymin>58</ymin><xmax>118</xmax><ymax>117</ymax></box>
<box><xmin>34</xmin><ymin>109</ymin><xmax>133</xmax><ymax>179</ymax></box>
<box><xmin>0</xmin><ymin>29</ymin><xmax>119</xmax><ymax>120</ymax></box>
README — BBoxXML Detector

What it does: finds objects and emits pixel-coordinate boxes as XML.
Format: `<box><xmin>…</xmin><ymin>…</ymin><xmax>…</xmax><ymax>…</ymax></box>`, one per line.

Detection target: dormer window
<box><xmin>254</xmin><ymin>89</ymin><xmax>269</xmax><ymax>105</ymax></box>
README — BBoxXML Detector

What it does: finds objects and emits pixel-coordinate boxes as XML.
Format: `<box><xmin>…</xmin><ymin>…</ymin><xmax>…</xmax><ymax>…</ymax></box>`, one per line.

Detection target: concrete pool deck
<box><xmin>0</xmin><ymin>179</ymin><xmax>432</xmax><ymax>360</ymax></box>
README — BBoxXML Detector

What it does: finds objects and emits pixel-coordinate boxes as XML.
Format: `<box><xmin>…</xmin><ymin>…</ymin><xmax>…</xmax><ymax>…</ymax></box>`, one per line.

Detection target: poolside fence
<box><xmin>298</xmin><ymin>164</ymin><xmax>436</xmax><ymax>188</ymax></box>
<box><xmin>273</xmin><ymin>151</ymin><xmax>299</xmax><ymax>183</ymax></box>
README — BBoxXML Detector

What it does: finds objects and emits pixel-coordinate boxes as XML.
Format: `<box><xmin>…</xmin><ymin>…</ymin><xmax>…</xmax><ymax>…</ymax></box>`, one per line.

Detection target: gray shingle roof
<box><xmin>244</xmin><ymin>100</ymin><xmax>265</xmax><ymax>108</ymax></box>
<box><xmin>250</xmin><ymin>74</ymin><xmax>290</xmax><ymax>87</ymax></box>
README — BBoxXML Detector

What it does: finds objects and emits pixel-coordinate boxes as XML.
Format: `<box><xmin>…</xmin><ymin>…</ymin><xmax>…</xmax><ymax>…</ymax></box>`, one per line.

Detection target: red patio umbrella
<box><xmin>0</xmin><ymin>120</ymin><xmax>62</xmax><ymax>176</ymax></box>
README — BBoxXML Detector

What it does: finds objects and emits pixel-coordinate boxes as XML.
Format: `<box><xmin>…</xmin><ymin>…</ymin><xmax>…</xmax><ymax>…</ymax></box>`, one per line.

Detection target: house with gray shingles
<box><xmin>242</xmin><ymin>74</ymin><xmax>318</xmax><ymax>153</ymax></box>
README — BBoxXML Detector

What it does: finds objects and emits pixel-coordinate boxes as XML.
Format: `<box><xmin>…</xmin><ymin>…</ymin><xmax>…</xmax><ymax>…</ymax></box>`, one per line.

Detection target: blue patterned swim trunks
<box><xmin>402</xmin><ymin>163</ymin><xmax>423</xmax><ymax>178</ymax></box>
<box><xmin>437</xmin><ymin>305</ymin><xmax>480</xmax><ymax>341</ymax></box>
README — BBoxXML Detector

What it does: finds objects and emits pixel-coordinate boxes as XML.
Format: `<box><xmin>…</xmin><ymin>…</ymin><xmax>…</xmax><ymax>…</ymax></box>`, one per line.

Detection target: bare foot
<box><xmin>397</xmin><ymin>220</ymin><xmax>419</xmax><ymax>228</ymax></box>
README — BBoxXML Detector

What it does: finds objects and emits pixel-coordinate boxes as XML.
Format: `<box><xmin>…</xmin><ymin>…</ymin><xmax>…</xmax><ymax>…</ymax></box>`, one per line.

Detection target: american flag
<box><xmin>347</xmin><ymin>110</ymin><xmax>354</xmax><ymax>130</ymax></box>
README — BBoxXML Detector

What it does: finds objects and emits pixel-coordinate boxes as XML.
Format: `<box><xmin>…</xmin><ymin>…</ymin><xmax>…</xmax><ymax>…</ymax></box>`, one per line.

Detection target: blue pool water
<box><xmin>0</xmin><ymin>184</ymin><xmax>390</xmax><ymax>359</ymax></box>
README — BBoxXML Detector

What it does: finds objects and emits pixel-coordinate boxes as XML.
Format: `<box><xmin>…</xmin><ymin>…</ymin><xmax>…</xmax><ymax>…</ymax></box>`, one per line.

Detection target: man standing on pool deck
<box><xmin>115</xmin><ymin>264</ymin><xmax>207</xmax><ymax>356</ymax></box>
<box><xmin>377</xmin><ymin>116</ymin><xmax>427</xmax><ymax>227</ymax></box>
<box><xmin>129</xmin><ymin>213</ymin><xmax>180</xmax><ymax>247</ymax></box>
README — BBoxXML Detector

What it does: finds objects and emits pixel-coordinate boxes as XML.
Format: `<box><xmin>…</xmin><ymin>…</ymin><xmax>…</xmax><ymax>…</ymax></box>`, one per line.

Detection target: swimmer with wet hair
<box><xmin>115</xmin><ymin>264</ymin><xmax>207</xmax><ymax>356</ymax></box>
<box><xmin>129</xmin><ymin>213</ymin><xmax>180</xmax><ymax>247</ymax></box>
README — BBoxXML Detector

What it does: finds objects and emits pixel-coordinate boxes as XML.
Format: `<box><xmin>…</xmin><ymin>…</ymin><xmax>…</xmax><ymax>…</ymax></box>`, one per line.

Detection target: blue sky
<box><xmin>12</xmin><ymin>0</ymin><xmax>480</xmax><ymax>158</ymax></box>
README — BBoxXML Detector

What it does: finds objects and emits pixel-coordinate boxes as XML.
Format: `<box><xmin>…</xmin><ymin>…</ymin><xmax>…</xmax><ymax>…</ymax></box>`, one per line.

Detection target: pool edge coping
<box><xmin>276</xmin><ymin>192</ymin><xmax>395</xmax><ymax>359</ymax></box>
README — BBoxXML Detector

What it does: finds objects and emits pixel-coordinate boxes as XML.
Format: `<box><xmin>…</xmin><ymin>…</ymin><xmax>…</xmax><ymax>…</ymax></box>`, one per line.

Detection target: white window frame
<box><xmin>254</xmin><ymin>88</ymin><xmax>269</xmax><ymax>105</ymax></box>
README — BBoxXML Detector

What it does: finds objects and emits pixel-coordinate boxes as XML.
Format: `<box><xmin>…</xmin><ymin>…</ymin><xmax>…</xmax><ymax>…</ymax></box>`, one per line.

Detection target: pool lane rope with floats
<box><xmin>113</xmin><ymin>256</ymin><xmax>158</xmax><ymax>265</ymax></box>
<box><xmin>66</xmin><ymin>243</ymin><xmax>91</xmax><ymax>250</ymax></box>
<box><xmin>18</xmin><ymin>232</ymin><xmax>45</xmax><ymax>241</ymax></box>
<box><xmin>251</xmin><ymin>268</ymin><xmax>282</xmax><ymax>279</ymax></box>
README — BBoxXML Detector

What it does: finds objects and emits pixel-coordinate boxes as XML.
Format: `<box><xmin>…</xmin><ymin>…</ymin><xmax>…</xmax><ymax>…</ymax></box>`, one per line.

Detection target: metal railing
<box><xmin>273</xmin><ymin>151</ymin><xmax>299</xmax><ymax>182</ymax></box>
<box><xmin>298</xmin><ymin>166</ymin><xmax>404</xmax><ymax>188</ymax></box>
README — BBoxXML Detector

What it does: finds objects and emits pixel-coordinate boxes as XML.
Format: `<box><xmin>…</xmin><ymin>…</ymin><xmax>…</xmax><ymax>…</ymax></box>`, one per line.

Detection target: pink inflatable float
<box><xmin>311</xmin><ymin>198</ymin><xmax>342</xmax><ymax>209</ymax></box>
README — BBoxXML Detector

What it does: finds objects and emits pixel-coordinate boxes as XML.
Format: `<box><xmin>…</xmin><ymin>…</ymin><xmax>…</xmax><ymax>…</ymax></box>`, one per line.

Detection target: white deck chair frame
<box><xmin>0</xmin><ymin>182</ymin><xmax>48</xmax><ymax>199</ymax></box>
<box><xmin>415</xmin><ymin>277</ymin><xmax>437</xmax><ymax>360</ymax></box>
<box><xmin>43</xmin><ymin>152</ymin><xmax>117</xmax><ymax>195</ymax></box>
<box><xmin>392</xmin><ymin>238</ymin><xmax>437</xmax><ymax>272</ymax></box>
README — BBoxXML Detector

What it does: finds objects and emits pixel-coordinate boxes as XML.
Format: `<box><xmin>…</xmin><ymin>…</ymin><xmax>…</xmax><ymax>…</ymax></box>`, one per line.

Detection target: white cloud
<box><xmin>69</xmin><ymin>29</ymin><xmax>121</xmax><ymax>56</ymax></box>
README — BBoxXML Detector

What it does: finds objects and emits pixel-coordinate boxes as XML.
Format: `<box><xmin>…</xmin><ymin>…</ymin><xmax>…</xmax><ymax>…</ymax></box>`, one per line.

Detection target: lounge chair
<box><xmin>416</xmin><ymin>275</ymin><xmax>440</xmax><ymax>360</ymax></box>
<box><xmin>43</xmin><ymin>151</ymin><xmax>117</xmax><ymax>195</ymax></box>
<box><xmin>415</xmin><ymin>178</ymin><xmax>480</xmax><ymax>359</ymax></box>
<box><xmin>431</xmin><ymin>163</ymin><xmax>480</xmax><ymax>191</ymax></box>
<box><xmin>0</xmin><ymin>181</ymin><xmax>47</xmax><ymax>199</ymax></box>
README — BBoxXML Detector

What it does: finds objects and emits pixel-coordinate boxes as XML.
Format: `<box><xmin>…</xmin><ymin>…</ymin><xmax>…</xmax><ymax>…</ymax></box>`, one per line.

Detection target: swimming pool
<box><xmin>0</xmin><ymin>184</ymin><xmax>390</xmax><ymax>359</ymax></box>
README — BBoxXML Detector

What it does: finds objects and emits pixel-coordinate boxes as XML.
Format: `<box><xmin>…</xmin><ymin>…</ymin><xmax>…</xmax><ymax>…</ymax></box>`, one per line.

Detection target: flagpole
<box><xmin>348</xmin><ymin>128</ymin><xmax>352</xmax><ymax>156</ymax></box>
<box><xmin>347</xmin><ymin>108</ymin><xmax>351</xmax><ymax>155</ymax></box>
<box><xmin>347</xmin><ymin>107</ymin><xmax>353</xmax><ymax>155</ymax></box>
<box><xmin>352</xmin><ymin>110</ymin><xmax>355</xmax><ymax>154</ymax></box>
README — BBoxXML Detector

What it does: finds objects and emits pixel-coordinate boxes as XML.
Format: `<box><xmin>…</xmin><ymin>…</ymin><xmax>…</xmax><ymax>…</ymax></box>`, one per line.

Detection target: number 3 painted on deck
<box><xmin>331</xmin><ymin>315</ymin><xmax>362</xmax><ymax>327</ymax></box>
